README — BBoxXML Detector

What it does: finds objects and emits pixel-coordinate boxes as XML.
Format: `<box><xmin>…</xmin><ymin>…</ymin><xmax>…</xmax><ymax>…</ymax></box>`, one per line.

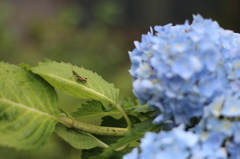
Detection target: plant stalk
<box><xmin>111</xmin><ymin>102</ymin><xmax>132</xmax><ymax>130</ymax></box>
<box><xmin>59</xmin><ymin>116</ymin><xmax>127</xmax><ymax>136</ymax></box>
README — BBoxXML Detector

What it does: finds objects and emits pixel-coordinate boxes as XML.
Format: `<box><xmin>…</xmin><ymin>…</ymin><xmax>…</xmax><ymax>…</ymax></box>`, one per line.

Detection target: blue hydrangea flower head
<box><xmin>129</xmin><ymin>14</ymin><xmax>240</xmax><ymax>125</ymax></box>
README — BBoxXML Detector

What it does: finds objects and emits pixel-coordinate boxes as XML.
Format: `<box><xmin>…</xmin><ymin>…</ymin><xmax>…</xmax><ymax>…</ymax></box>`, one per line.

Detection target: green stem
<box><xmin>59</xmin><ymin>107</ymin><xmax>74</xmax><ymax>119</ymax></box>
<box><xmin>59</xmin><ymin>116</ymin><xmax>127</xmax><ymax>136</ymax></box>
<box><xmin>111</xmin><ymin>102</ymin><xmax>132</xmax><ymax>130</ymax></box>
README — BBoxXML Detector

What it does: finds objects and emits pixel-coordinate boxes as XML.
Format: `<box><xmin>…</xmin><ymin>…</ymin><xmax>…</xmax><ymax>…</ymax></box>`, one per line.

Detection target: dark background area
<box><xmin>1</xmin><ymin>0</ymin><xmax>240</xmax><ymax>158</ymax></box>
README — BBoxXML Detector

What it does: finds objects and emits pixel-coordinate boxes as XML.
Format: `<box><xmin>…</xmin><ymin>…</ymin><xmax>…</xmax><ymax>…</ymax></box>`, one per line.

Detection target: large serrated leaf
<box><xmin>31</xmin><ymin>60</ymin><xmax>119</xmax><ymax>104</ymax></box>
<box><xmin>55</xmin><ymin>124</ymin><xmax>108</xmax><ymax>149</ymax></box>
<box><xmin>0</xmin><ymin>62</ymin><xmax>59</xmax><ymax>150</ymax></box>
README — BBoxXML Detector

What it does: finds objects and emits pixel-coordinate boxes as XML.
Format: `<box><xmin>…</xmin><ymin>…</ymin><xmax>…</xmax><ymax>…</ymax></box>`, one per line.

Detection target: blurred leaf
<box><xmin>71</xmin><ymin>100</ymin><xmax>120</xmax><ymax>118</ymax></box>
<box><xmin>94</xmin><ymin>135</ymin><xmax>122</xmax><ymax>146</ymax></box>
<box><xmin>55</xmin><ymin>124</ymin><xmax>108</xmax><ymax>149</ymax></box>
<box><xmin>0</xmin><ymin>62</ymin><xmax>59</xmax><ymax>150</ymax></box>
<box><xmin>101</xmin><ymin>116</ymin><xmax>141</xmax><ymax>128</ymax></box>
<box><xmin>31</xmin><ymin>59</ymin><xmax>119</xmax><ymax>105</ymax></box>
<box><xmin>81</xmin><ymin>147</ymin><xmax>131</xmax><ymax>159</ymax></box>
<box><xmin>93</xmin><ymin>1</ymin><xmax>123</xmax><ymax>25</ymax></box>
<box><xmin>133</xmin><ymin>102</ymin><xmax>153</xmax><ymax>113</ymax></box>
<box><xmin>118</xmin><ymin>97</ymin><xmax>135</xmax><ymax>110</ymax></box>
<box><xmin>57</xmin><ymin>7</ymin><xmax>81</xmax><ymax>26</ymax></box>
<box><xmin>81</xmin><ymin>148</ymin><xmax>104</xmax><ymax>159</ymax></box>
<box><xmin>116</xmin><ymin>98</ymin><xmax>156</xmax><ymax>118</ymax></box>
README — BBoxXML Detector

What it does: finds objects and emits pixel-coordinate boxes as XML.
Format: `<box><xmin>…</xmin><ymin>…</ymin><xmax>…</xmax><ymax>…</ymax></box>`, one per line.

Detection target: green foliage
<box><xmin>71</xmin><ymin>100</ymin><xmax>120</xmax><ymax>118</ymax></box>
<box><xmin>0</xmin><ymin>2</ymin><xmax>134</xmax><ymax>158</ymax></box>
<box><xmin>0</xmin><ymin>62</ymin><xmax>59</xmax><ymax>150</ymax></box>
<box><xmin>86</xmin><ymin>118</ymin><xmax>161</xmax><ymax>158</ymax></box>
<box><xmin>100</xmin><ymin>119</ymin><xmax>160</xmax><ymax>156</ymax></box>
<box><xmin>32</xmin><ymin>59</ymin><xmax>119</xmax><ymax>105</ymax></box>
<box><xmin>55</xmin><ymin>124</ymin><xmax>108</xmax><ymax>149</ymax></box>
<box><xmin>0</xmin><ymin>60</ymin><xmax>160</xmax><ymax>159</ymax></box>
<box><xmin>93</xmin><ymin>0</ymin><xmax>124</xmax><ymax>25</ymax></box>
<box><xmin>101</xmin><ymin>116</ymin><xmax>141</xmax><ymax>128</ymax></box>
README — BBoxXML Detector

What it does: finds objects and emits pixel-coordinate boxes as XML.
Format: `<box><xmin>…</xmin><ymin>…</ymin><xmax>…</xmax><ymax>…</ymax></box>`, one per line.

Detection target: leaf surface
<box><xmin>71</xmin><ymin>100</ymin><xmax>120</xmax><ymax>118</ymax></box>
<box><xmin>31</xmin><ymin>60</ymin><xmax>119</xmax><ymax>105</ymax></box>
<box><xmin>55</xmin><ymin>124</ymin><xmax>108</xmax><ymax>149</ymax></box>
<box><xmin>0</xmin><ymin>62</ymin><xmax>59</xmax><ymax>150</ymax></box>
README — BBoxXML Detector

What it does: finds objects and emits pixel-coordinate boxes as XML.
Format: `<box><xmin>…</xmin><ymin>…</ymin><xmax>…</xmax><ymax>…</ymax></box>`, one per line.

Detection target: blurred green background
<box><xmin>0</xmin><ymin>0</ymin><xmax>240</xmax><ymax>158</ymax></box>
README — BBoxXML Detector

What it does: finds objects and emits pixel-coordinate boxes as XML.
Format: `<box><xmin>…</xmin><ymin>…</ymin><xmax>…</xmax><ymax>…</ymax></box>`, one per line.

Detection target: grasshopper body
<box><xmin>72</xmin><ymin>70</ymin><xmax>87</xmax><ymax>82</ymax></box>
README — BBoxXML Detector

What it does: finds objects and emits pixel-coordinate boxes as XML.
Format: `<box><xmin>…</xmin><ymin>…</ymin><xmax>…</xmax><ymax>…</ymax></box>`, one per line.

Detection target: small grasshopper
<box><xmin>70</xmin><ymin>66</ymin><xmax>87</xmax><ymax>82</ymax></box>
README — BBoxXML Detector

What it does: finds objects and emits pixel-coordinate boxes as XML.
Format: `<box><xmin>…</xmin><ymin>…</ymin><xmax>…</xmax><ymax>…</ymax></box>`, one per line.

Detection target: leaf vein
<box><xmin>49</xmin><ymin>74</ymin><xmax>115</xmax><ymax>104</ymax></box>
<box><xmin>0</xmin><ymin>98</ymin><xmax>58</xmax><ymax>120</ymax></box>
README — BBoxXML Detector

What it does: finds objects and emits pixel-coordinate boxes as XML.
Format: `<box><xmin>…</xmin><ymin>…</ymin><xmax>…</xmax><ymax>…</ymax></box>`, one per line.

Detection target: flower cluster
<box><xmin>124</xmin><ymin>92</ymin><xmax>240</xmax><ymax>159</ymax></box>
<box><xmin>129</xmin><ymin>14</ymin><xmax>240</xmax><ymax>125</ymax></box>
<box><xmin>126</xmin><ymin>14</ymin><xmax>240</xmax><ymax>159</ymax></box>
<box><xmin>191</xmin><ymin>92</ymin><xmax>240</xmax><ymax>159</ymax></box>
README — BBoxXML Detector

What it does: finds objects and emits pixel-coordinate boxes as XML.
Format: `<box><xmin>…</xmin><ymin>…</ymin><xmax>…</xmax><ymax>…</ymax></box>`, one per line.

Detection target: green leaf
<box><xmin>81</xmin><ymin>148</ymin><xmax>104</xmax><ymax>159</ymax></box>
<box><xmin>0</xmin><ymin>62</ymin><xmax>59</xmax><ymax>150</ymax></box>
<box><xmin>55</xmin><ymin>124</ymin><xmax>108</xmax><ymax>149</ymax></box>
<box><xmin>133</xmin><ymin>103</ymin><xmax>153</xmax><ymax>113</ymax></box>
<box><xmin>31</xmin><ymin>59</ymin><xmax>119</xmax><ymax>105</ymax></box>
<box><xmin>81</xmin><ymin>147</ymin><xmax>131</xmax><ymax>159</ymax></box>
<box><xmin>88</xmin><ymin>148</ymin><xmax>129</xmax><ymax>159</ymax></box>
<box><xmin>118</xmin><ymin>97</ymin><xmax>135</xmax><ymax>110</ymax></box>
<box><xmin>71</xmin><ymin>100</ymin><xmax>120</xmax><ymax>118</ymax></box>
<box><xmin>115</xmin><ymin>98</ymin><xmax>156</xmax><ymax>121</ymax></box>
<box><xmin>117</xmin><ymin>98</ymin><xmax>154</xmax><ymax>114</ymax></box>
<box><xmin>100</xmin><ymin>116</ymin><xmax>141</xmax><ymax>128</ymax></box>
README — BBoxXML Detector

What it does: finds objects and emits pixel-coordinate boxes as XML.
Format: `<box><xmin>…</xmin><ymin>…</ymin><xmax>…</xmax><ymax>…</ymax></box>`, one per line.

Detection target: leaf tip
<box><xmin>18</xmin><ymin>63</ymin><xmax>32</xmax><ymax>71</ymax></box>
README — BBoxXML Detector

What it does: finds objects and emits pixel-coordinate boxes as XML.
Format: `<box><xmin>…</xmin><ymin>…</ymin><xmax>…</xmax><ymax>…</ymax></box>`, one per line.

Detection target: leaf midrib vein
<box><xmin>0</xmin><ymin>98</ymin><xmax>58</xmax><ymax>120</ymax></box>
<box><xmin>49</xmin><ymin>74</ymin><xmax>116</xmax><ymax>104</ymax></box>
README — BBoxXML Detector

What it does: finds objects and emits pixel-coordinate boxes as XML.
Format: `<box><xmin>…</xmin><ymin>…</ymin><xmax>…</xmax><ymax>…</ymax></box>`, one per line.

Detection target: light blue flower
<box><xmin>232</xmin><ymin>122</ymin><xmax>240</xmax><ymax>143</ymax></box>
<box><xmin>123</xmin><ymin>148</ymin><xmax>139</xmax><ymax>159</ymax></box>
<box><xmin>190</xmin><ymin>91</ymin><xmax>240</xmax><ymax>159</ymax></box>
<box><xmin>206</xmin><ymin>118</ymin><xmax>233</xmax><ymax>136</ymax></box>
<box><xmin>191</xmin><ymin>146</ymin><xmax>227</xmax><ymax>159</ymax></box>
<box><xmin>168</xmin><ymin>36</ymin><xmax>191</xmax><ymax>53</ymax></box>
<box><xmin>197</xmin><ymin>41</ymin><xmax>220</xmax><ymax>72</ymax></box>
<box><xmin>201</xmin><ymin>132</ymin><xmax>226</xmax><ymax>151</ymax></box>
<box><xmin>135</xmin><ymin>63</ymin><xmax>153</xmax><ymax>79</ymax></box>
<box><xmin>127</xmin><ymin>13</ymin><xmax>240</xmax><ymax>159</ymax></box>
<box><xmin>197</xmin><ymin>75</ymin><xmax>223</xmax><ymax>98</ymax></box>
<box><xmin>124</xmin><ymin>125</ymin><xmax>199</xmax><ymax>159</ymax></box>
<box><xmin>221</xmin><ymin>95</ymin><xmax>240</xmax><ymax>117</ymax></box>
<box><xmin>129</xmin><ymin>14</ymin><xmax>240</xmax><ymax>125</ymax></box>
<box><xmin>226</xmin><ymin>142</ymin><xmax>240</xmax><ymax>159</ymax></box>
<box><xmin>154</xmin><ymin>23</ymin><xmax>172</xmax><ymax>34</ymax></box>
<box><xmin>171</xmin><ymin>55</ymin><xmax>202</xmax><ymax>80</ymax></box>
<box><xmin>133</xmin><ymin>79</ymin><xmax>157</xmax><ymax>104</ymax></box>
